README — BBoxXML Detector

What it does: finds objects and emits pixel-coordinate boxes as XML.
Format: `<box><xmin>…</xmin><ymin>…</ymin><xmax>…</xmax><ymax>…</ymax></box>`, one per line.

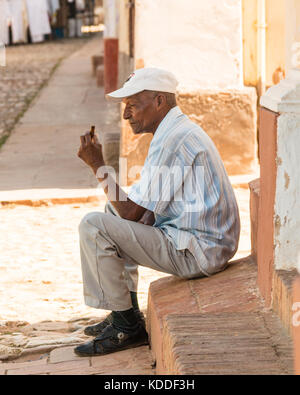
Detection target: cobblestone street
<box><xmin>0</xmin><ymin>37</ymin><xmax>90</xmax><ymax>144</ymax></box>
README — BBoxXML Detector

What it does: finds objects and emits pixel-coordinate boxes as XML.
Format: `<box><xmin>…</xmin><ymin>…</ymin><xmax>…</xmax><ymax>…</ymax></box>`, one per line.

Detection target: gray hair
<box><xmin>149</xmin><ymin>90</ymin><xmax>177</xmax><ymax>108</ymax></box>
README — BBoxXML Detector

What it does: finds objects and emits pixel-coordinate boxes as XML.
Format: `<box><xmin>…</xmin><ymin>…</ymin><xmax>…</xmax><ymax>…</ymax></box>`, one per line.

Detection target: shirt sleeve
<box><xmin>128</xmin><ymin>147</ymin><xmax>193</xmax><ymax>215</ymax></box>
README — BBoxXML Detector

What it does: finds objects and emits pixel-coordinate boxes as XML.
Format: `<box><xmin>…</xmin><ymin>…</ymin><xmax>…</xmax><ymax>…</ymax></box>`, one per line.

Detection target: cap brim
<box><xmin>105</xmin><ymin>86</ymin><xmax>144</xmax><ymax>102</ymax></box>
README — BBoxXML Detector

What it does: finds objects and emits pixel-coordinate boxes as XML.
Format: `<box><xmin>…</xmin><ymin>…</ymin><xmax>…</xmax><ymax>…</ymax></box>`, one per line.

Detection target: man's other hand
<box><xmin>138</xmin><ymin>210</ymin><xmax>155</xmax><ymax>226</ymax></box>
<box><xmin>77</xmin><ymin>132</ymin><xmax>104</xmax><ymax>173</ymax></box>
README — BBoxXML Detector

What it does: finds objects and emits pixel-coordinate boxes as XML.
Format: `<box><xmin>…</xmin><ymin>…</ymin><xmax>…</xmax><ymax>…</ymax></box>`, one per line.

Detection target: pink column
<box><xmin>256</xmin><ymin>107</ymin><xmax>278</xmax><ymax>307</ymax></box>
<box><xmin>104</xmin><ymin>38</ymin><xmax>119</xmax><ymax>95</ymax></box>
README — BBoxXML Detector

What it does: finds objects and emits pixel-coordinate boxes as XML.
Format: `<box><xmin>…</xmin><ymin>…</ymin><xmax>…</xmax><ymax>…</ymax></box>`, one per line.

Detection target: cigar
<box><xmin>90</xmin><ymin>125</ymin><xmax>95</xmax><ymax>139</ymax></box>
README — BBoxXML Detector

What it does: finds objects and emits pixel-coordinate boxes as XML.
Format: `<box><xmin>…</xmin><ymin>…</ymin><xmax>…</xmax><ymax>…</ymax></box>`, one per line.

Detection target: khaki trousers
<box><xmin>79</xmin><ymin>202</ymin><xmax>205</xmax><ymax>311</ymax></box>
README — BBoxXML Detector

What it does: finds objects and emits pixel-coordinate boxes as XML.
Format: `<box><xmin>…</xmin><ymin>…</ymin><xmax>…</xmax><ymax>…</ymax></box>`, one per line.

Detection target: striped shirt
<box><xmin>128</xmin><ymin>106</ymin><xmax>240</xmax><ymax>276</ymax></box>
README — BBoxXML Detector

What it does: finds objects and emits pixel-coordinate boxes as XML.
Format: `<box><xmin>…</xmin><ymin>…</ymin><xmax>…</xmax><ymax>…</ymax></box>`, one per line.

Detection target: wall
<box><xmin>118</xmin><ymin>0</ymin><xmax>134</xmax><ymax>88</ymax></box>
<box><xmin>103</xmin><ymin>0</ymin><xmax>119</xmax><ymax>38</ymax></box>
<box><xmin>242</xmin><ymin>0</ymin><xmax>258</xmax><ymax>87</ymax></box>
<box><xmin>260</xmin><ymin>69</ymin><xmax>300</xmax><ymax>278</ymax></box>
<box><xmin>274</xmin><ymin>113</ymin><xmax>300</xmax><ymax>270</ymax></box>
<box><xmin>135</xmin><ymin>0</ymin><xmax>243</xmax><ymax>90</ymax></box>
<box><xmin>285</xmin><ymin>0</ymin><xmax>300</xmax><ymax>71</ymax></box>
<box><xmin>117</xmin><ymin>0</ymin><xmax>257</xmax><ymax>182</ymax></box>
<box><xmin>177</xmin><ymin>88</ymin><xmax>257</xmax><ymax>175</ymax></box>
<box><xmin>242</xmin><ymin>0</ymin><xmax>300</xmax><ymax>90</ymax></box>
<box><xmin>265</xmin><ymin>0</ymin><xmax>285</xmax><ymax>87</ymax></box>
<box><xmin>242</xmin><ymin>0</ymin><xmax>286</xmax><ymax>89</ymax></box>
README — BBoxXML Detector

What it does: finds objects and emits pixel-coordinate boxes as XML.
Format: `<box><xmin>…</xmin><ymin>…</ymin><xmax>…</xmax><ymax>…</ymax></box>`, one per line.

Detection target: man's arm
<box><xmin>77</xmin><ymin>131</ymin><xmax>147</xmax><ymax>222</ymax></box>
<box><xmin>95</xmin><ymin>172</ymin><xmax>147</xmax><ymax>221</ymax></box>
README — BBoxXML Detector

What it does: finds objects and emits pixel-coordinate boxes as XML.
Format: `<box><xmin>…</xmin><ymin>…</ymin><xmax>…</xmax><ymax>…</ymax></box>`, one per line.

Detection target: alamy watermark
<box><xmin>292</xmin><ymin>302</ymin><xmax>300</xmax><ymax>327</ymax></box>
<box><xmin>0</xmin><ymin>42</ymin><xmax>6</xmax><ymax>67</ymax></box>
<box><xmin>95</xmin><ymin>159</ymin><xmax>205</xmax><ymax>213</ymax></box>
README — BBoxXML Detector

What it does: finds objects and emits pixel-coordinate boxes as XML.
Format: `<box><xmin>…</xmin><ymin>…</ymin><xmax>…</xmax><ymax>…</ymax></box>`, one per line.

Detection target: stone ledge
<box><xmin>161</xmin><ymin>312</ymin><xmax>294</xmax><ymax>375</ymax></box>
<box><xmin>146</xmin><ymin>256</ymin><xmax>294</xmax><ymax>374</ymax></box>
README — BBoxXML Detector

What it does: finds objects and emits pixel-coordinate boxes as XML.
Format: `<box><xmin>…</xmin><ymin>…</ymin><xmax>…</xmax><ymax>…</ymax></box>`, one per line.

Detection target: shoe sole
<box><xmin>84</xmin><ymin>320</ymin><xmax>146</xmax><ymax>337</ymax></box>
<box><xmin>74</xmin><ymin>339</ymin><xmax>149</xmax><ymax>358</ymax></box>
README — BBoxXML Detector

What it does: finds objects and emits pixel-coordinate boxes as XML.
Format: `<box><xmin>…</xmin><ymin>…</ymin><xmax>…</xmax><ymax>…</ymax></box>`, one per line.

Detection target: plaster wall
<box><xmin>103</xmin><ymin>0</ymin><xmax>119</xmax><ymax>38</ymax></box>
<box><xmin>117</xmin><ymin>0</ymin><xmax>134</xmax><ymax>87</ymax></box>
<box><xmin>274</xmin><ymin>114</ymin><xmax>300</xmax><ymax>270</ymax></box>
<box><xmin>135</xmin><ymin>0</ymin><xmax>243</xmax><ymax>90</ymax></box>
<box><xmin>285</xmin><ymin>0</ymin><xmax>300</xmax><ymax>71</ymax></box>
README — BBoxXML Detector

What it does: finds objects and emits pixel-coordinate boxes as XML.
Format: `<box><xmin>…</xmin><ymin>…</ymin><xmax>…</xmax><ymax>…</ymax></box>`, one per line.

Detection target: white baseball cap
<box><xmin>106</xmin><ymin>67</ymin><xmax>178</xmax><ymax>102</ymax></box>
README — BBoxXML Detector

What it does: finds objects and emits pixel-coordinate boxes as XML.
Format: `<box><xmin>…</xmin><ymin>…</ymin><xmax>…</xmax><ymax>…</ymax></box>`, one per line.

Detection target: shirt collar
<box><xmin>152</xmin><ymin>106</ymin><xmax>183</xmax><ymax>142</ymax></box>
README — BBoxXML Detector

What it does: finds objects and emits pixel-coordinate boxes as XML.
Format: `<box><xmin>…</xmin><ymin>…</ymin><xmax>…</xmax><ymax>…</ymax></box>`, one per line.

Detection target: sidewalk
<box><xmin>0</xmin><ymin>34</ymin><xmax>119</xmax><ymax>204</ymax></box>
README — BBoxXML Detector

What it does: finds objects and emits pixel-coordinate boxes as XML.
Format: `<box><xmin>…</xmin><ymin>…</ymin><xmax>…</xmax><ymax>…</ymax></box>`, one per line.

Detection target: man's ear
<box><xmin>156</xmin><ymin>93</ymin><xmax>166</xmax><ymax>109</ymax></box>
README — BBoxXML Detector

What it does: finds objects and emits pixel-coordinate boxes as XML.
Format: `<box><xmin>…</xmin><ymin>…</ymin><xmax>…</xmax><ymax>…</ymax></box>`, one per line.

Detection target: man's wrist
<box><xmin>91</xmin><ymin>161</ymin><xmax>105</xmax><ymax>176</ymax></box>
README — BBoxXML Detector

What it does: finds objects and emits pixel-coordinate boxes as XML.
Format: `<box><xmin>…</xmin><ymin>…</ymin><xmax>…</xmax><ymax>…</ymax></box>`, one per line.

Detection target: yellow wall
<box><xmin>286</xmin><ymin>0</ymin><xmax>300</xmax><ymax>71</ymax></box>
<box><xmin>265</xmin><ymin>0</ymin><xmax>285</xmax><ymax>87</ymax></box>
<box><xmin>242</xmin><ymin>0</ymin><xmax>286</xmax><ymax>91</ymax></box>
<box><xmin>242</xmin><ymin>0</ymin><xmax>258</xmax><ymax>87</ymax></box>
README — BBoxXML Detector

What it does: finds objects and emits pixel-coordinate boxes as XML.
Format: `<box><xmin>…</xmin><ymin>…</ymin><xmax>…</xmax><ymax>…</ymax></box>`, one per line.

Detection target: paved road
<box><xmin>0</xmin><ymin>34</ymin><xmax>119</xmax><ymax>202</ymax></box>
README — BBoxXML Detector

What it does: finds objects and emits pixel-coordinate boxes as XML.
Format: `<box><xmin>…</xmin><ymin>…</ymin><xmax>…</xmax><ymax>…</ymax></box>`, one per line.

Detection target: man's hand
<box><xmin>138</xmin><ymin>210</ymin><xmax>155</xmax><ymax>226</ymax></box>
<box><xmin>77</xmin><ymin>132</ymin><xmax>104</xmax><ymax>174</ymax></box>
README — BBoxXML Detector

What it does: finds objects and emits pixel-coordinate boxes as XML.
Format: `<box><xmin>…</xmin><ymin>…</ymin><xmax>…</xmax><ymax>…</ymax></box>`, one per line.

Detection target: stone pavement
<box><xmin>0</xmin><ymin>33</ymin><xmax>256</xmax><ymax>375</ymax></box>
<box><xmin>0</xmin><ymin>33</ymin><xmax>120</xmax><ymax>203</ymax></box>
<box><xmin>0</xmin><ymin>345</ymin><xmax>154</xmax><ymax>375</ymax></box>
<box><xmin>0</xmin><ymin>37</ymin><xmax>90</xmax><ymax>144</ymax></box>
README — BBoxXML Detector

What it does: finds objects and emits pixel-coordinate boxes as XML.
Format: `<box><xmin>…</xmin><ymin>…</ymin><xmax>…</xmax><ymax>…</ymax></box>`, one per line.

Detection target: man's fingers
<box><xmin>80</xmin><ymin>135</ymin><xmax>86</xmax><ymax>146</ymax></box>
<box><xmin>80</xmin><ymin>132</ymin><xmax>93</xmax><ymax>147</ymax></box>
<box><xmin>85</xmin><ymin>132</ymin><xmax>92</xmax><ymax>144</ymax></box>
<box><xmin>92</xmin><ymin>132</ymin><xmax>101</xmax><ymax>145</ymax></box>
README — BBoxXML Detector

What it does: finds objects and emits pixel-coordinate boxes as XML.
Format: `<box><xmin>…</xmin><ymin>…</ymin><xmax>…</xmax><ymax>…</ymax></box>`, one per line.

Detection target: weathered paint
<box><xmin>274</xmin><ymin>113</ymin><xmax>300</xmax><ymax>270</ymax></box>
<box><xmin>135</xmin><ymin>0</ymin><xmax>243</xmax><ymax>90</ymax></box>
<box><xmin>259</xmin><ymin>68</ymin><xmax>300</xmax><ymax>273</ymax></box>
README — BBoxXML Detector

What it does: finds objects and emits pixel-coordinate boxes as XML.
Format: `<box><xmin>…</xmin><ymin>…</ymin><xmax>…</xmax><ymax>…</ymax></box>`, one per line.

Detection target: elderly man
<box><xmin>74</xmin><ymin>68</ymin><xmax>240</xmax><ymax>357</ymax></box>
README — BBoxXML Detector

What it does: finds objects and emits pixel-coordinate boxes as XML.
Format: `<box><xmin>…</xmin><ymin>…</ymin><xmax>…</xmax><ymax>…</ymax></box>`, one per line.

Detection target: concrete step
<box><xmin>146</xmin><ymin>256</ymin><xmax>294</xmax><ymax>374</ymax></box>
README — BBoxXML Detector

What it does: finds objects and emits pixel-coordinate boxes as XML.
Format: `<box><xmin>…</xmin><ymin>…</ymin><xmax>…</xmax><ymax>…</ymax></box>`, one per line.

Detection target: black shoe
<box><xmin>84</xmin><ymin>313</ymin><xmax>113</xmax><ymax>337</ymax></box>
<box><xmin>84</xmin><ymin>311</ymin><xmax>146</xmax><ymax>337</ymax></box>
<box><xmin>74</xmin><ymin>323</ymin><xmax>149</xmax><ymax>357</ymax></box>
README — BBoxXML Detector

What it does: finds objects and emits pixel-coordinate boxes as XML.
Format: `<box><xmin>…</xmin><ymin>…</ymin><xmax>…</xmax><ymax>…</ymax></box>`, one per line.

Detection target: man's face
<box><xmin>122</xmin><ymin>91</ymin><xmax>160</xmax><ymax>135</ymax></box>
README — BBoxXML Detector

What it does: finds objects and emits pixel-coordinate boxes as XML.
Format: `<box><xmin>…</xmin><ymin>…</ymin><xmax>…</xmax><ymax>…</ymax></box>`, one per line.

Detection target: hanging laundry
<box><xmin>25</xmin><ymin>0</ymin><xmax>51</xmax><ymax>43</ymax></box>
<box><xmin>75</xmin><ymin>0</ymin><xmax>85</xmax><ymax>37</ymax></box>
<box><xmin>76</xmin><ymin>0</ymin><xmax>85</xmax><ymax>12</ymax></box>
<box><xmin>47</xmin><ymin>0</ymin><xmax>59</xmax><ymax>15</ymax></box>
<box><xmin>0</xmin><ymin>0</ymin><xmax>10</xmax><ymax>45</ymax></box>
<box><xmin>8</xmin><ymin>0</ymin><xmax>26</xmax><ymax>43</ymax></box>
